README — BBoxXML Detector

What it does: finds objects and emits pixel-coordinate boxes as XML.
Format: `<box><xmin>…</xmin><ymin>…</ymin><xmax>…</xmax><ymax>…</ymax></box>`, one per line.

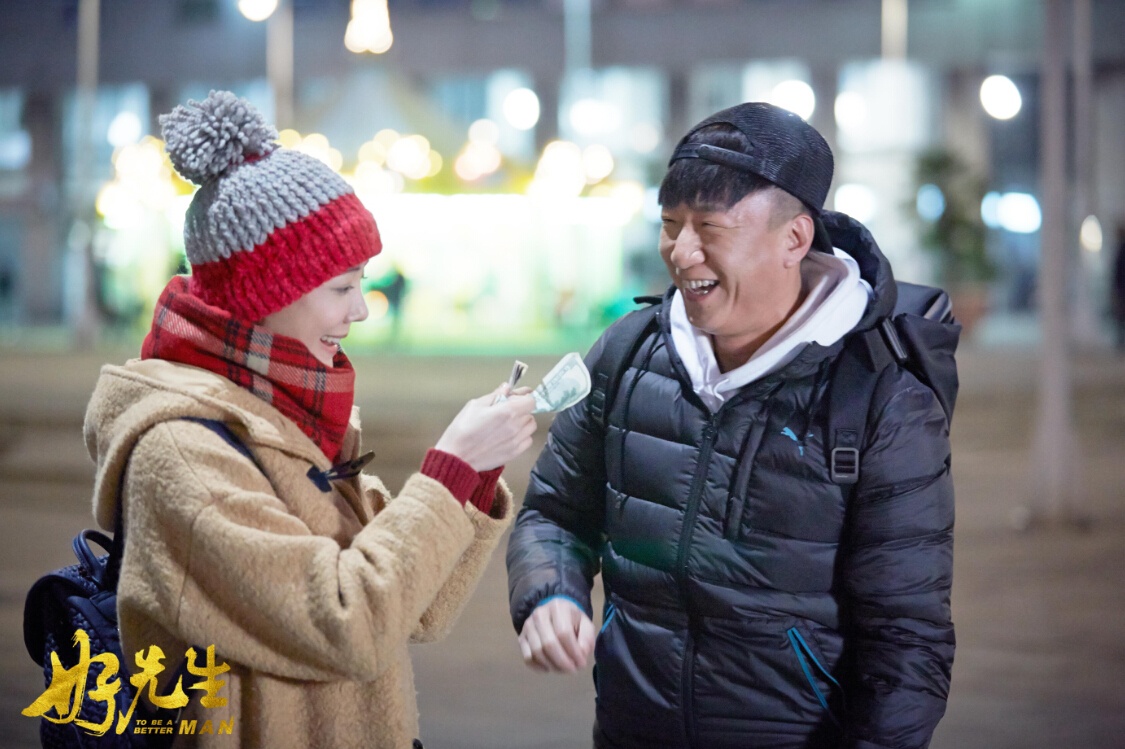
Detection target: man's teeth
<box><xmin>685</xmin><ymin>279</ymin><xmax>718</xmax><ymax>291</ymax></box>
<box><xmin>321</xmin><ymin>336</ymin><xmax>342</xmax><ymax>346</ymax></box>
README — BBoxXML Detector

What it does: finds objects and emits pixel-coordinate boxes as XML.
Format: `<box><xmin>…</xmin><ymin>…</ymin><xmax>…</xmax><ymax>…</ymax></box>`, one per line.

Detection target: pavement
<box><xmin>1</xmin><ymin>343</ymin><xmax>1124</xmax><ymax>749</ymax></box>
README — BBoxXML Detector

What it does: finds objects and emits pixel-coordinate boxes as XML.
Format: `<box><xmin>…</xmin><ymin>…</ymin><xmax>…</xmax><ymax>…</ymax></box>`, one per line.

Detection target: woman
<box><xmin>83</xmin><ymin>91</ymin><xmax>536</xmax><ymax>748</ymax></box>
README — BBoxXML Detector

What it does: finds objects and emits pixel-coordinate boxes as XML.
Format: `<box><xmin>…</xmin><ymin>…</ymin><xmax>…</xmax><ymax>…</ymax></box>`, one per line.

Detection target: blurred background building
<box><xmin>3</xmin><ymin>5</ymin><xmax>1125</xmax><ymax>746</ymax></box>
<box><xmin>0</xmin><ymin>0</ymin><xmax>1123</xmax><ymax>353</ymax></box>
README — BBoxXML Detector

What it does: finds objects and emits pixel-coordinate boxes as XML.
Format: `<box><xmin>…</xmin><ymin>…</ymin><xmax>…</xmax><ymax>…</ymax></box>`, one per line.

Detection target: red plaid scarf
<box><xmin>141</xmin><ymin>276</ymin><xmax>355</xmax><ymax>463</ymax></box>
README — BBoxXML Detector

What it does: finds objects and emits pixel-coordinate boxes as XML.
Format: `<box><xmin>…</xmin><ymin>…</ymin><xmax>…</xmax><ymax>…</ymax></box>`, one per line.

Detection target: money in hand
<box><xmin>493</xmin><ymin>360</ymin><xmax>529</xmax><ymax>404</ymax></box>
<box><xmin>531</xmin><ymin>352</ymin><xmax>591</xmax><ymax>414</ymax></box>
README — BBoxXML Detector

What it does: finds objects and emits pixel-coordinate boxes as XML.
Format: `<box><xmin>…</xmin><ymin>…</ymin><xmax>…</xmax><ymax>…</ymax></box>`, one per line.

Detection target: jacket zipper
<box><xmin>681</xmin><ymin>619</ymin><xmax>698</xmax><ymax>747</ymax></box>
<box><xmin>674</xmin><ymin>415</ymin><xmax>718</xmax><ymax>747</ymax></box>
<box><xmin>786</xmin><ymin>627</ymin><xmax>844</xmax><ymax>728</ymax></box>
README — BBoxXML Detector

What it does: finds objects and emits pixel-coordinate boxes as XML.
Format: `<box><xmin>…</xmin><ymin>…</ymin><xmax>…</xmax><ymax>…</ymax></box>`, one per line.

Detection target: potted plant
<box><xmin>912</xmin><ymin>147</ymin><xmax>996</xmax><ymax>336</ymax></box>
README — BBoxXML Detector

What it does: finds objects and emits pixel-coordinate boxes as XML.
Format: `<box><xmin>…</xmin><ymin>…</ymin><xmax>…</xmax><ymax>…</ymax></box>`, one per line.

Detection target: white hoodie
<box><xmin>669</xmin><ymin>247</ymin><xmax>872</xmax><ymax>413</ymax></box>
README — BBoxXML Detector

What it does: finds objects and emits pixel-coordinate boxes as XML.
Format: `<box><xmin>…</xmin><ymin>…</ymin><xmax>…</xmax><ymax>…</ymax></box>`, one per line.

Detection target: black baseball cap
<box><xmin>669</xmin><ymin>102</ymin><xmax>835</xmax><ymax>251</ymax></box>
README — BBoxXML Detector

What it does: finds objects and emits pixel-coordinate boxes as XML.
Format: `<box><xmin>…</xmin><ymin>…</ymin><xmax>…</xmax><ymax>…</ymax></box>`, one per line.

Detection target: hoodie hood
<box><xmin>84</xmin><ymin>358</ymin><xmax>359</xmax><ymax>532</ymax></box>
<box><xmin>820</xmin><ymin>209</ymin><xmax>898</xmax><ymax>328</ymax></box>
<box><xmin>662</xmin><ymin>209</ymin><xmax>898</xmax><ymax>411</ymax></box>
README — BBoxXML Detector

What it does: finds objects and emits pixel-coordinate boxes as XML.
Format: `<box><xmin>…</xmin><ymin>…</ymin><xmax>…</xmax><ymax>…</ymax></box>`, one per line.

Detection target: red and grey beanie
<box><xmin>159</xmin><ymin>90</ymin><xmax>382</xmax><ymax>322</ymax></box>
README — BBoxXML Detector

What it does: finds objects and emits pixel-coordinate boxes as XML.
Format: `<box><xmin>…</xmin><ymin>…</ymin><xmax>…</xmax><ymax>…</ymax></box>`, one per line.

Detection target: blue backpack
<box><xmin>22</xmin><ymin>418</ymin><xmax>259</xmax><ymax>749</ymax></box>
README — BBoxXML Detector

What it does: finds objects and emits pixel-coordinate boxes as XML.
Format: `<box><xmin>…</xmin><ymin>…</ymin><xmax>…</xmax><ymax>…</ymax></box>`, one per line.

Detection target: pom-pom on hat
<box><xmin>160</xmin><ymin>90</ymin><xmax>381</xmax><ymax>322</ymax></box>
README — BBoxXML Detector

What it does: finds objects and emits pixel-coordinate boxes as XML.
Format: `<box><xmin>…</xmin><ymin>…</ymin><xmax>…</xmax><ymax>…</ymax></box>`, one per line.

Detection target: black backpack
<box><xmin>22</xmin><ymin>418</ymin><xmax>259</xmax><ymax>748</ymax></box>
<box><xmin>587</xmin><ymin>281</ymin><xmax>959</xmax><ymax>487</ymax></box>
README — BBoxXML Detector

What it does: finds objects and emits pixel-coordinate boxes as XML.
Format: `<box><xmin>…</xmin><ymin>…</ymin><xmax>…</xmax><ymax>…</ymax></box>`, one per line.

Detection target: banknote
<box><xmin>493</xmin><ymin>360</ymin><xmax>528</xmax><ymax>404</ymax></box>
<box><xmin>531</xmin><ymin>352</ymin><xmax>590</xmax><ymax>413</ymax></box>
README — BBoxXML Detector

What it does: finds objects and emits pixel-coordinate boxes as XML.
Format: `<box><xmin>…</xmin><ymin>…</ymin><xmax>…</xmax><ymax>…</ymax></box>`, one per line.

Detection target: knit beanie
<box><xmin>159</xmin><ymin>90</ymin><xmax>382</xmax><ymax>322</ymax></box>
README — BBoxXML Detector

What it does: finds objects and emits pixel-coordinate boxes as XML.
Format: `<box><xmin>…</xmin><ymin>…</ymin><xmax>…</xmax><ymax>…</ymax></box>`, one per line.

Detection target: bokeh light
<box><xmin>834</xmin><ymin>183</ymin><xmax>877</xmax><ymax>224</ymax></box>
<box><xmin>346</xmin><ymin>0</ymin><xmax>393</xmax><ymax>54</ymax></box>
<box><xmin>980</xmin><ymin>75</ymin><xmax>1022</xmax><ymax>120</ymax></box>
<box><xmin>995</xmin><ymin>192</ymin><xmax>1041</xmax><ymax>233</ymax></box>
<box><xmin>916</xmin><ymin>184</ymin><xmax>946</xmax><ymax>221</ymax></box>
<box><xmin>468</xmin><ymin>119</ymin><xmax>500</xmax><ymax>145</ymax></box>
<box><xmin>569</xmin><ymin>99</ymin><xmax>623</xmax><ymax>137</ymax></box>
<box><xmin>529</xmin><ymin>140</ymin><xmax>586</xmax><ymax>199</ymax></box>
<box><xmin>582</xmin><ymin>144</ymin><xmax>615</xmax><ymax>183</ymax></box>
<box><xmin>769</xmin><ymin>80</ymin><xmax>816</xmax><ymax>120</ymax></box>
<box><xmin>107</xmin><ymin>111</ymin><xmax>143</xmax><ymax>148</ymax></box>
<box><xmin>1080</xmin><ymin>215</ymin><xmax>1103</xmax><ymax>253</ymax></box>
<box><xmin>238</xmin><ymin>0</ymin><xmax>278</xmax><ymax>21</ymax></box>
<box><xmin>834</xmin><ymin>91</ymin><xmax>867</xmax><ymax>134</ymax></box>
<box><xmin>503</xmin><ymin>88</ymin><xmax>540</xmax><ymax>131</ymax></box>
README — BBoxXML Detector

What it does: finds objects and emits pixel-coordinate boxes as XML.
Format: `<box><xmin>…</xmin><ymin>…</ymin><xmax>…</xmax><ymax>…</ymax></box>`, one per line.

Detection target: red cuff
<box><xmin>421</xmin><ymin>449</ymin><xmax>480</xmax><ymax>505</ymax></box>
<box><xmin>469</xmin><ymin>466</ymin><xmax>503</xmax><ymax>515</ymax></box>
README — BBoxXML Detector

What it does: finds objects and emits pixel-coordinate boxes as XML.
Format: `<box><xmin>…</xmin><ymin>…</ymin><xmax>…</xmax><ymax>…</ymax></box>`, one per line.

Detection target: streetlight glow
<box><xmin>346</xmin><ymin>0</ymin><xmax>393</xmax><ymax>54</ymax></box>
<box><xmin>1079</xmin><ymin>215</ymin><xmax>1103</xmax><ymax>253</ymax></box>
<box><xmin>469</xmin><ymin>119</ymin><xmax>501</xmax><ymax>145</ymax></box>
<box><xmin>582</xmin><ymin>144</ymin><xmax>614</xmax><ymax>183</ymax></box>
<box><xmin>503</xmin><ymin>88</ymin><xmax>541</xmax><ymax>131</ymax></box>
<box><xmin>569</xmin><ymin>99</ymin><xmax>622</xmax><ymax>137</ymax></box>
<box><xmin>996</xmin><ymin>192</ymin><xmax>1042</xmax><ymax>233</ymax></box>
<box><xmin>770</xmin><ymin>80</ymin><xmax>816</xmax><ymax>121</ymax></box>
<box><xmin>834</xmin><ymin>91</ymin><xmax>867</xmax><ymax>133</ymax></box>
<box><xmin>980</xmin><ymin>75</ymin><xmax>1022</xmax><ymax>120</ymax></box>
<box><xmin>107</xmin><ymin>111</ymin><xmax>143</xmax><ymax>148</ymax></box>
<box><xmin>238</xmin><ymin>0</ymin><xmax>278</xmax><ymax>21</ymax></box>
<box><xmin>834</xmin><ymin>183</ymin><xmax>877</xmax><ymax>223</ymax></box>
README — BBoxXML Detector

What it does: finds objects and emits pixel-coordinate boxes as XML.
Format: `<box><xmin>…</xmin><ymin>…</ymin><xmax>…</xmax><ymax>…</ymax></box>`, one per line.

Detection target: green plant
<box><xmin>912</xmin><ymin>148</ymin><xmax>996</xmax><ymax>285</ymax></box>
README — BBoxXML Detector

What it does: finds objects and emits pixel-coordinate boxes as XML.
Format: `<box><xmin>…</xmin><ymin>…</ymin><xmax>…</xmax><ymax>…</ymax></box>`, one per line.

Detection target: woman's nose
<box><xmin>349</xmin><ymin>288</ymin><xmax>370</xmax><ymax>323</ymax></box>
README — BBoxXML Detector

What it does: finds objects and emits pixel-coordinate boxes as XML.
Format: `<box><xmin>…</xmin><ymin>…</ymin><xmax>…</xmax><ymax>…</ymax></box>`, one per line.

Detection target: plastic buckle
<box><xmin>830</xmin><ymin>447</ymin><xmax>860</xmax><ymax>484</ymax></box>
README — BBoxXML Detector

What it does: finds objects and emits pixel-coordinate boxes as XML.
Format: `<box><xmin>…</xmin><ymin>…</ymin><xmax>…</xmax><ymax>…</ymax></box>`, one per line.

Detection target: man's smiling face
<box><xmin>659</xmin><ymin>188</ymin><xmax>811</xmax><ymax>356</ymax></box>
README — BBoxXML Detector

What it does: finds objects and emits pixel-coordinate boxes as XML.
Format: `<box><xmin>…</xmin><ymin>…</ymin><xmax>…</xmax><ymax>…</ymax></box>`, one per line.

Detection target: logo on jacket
<box><xmin>780</xmin><ymin>427</ymin><xmax>814</xmax><ymax>456</ymax></box>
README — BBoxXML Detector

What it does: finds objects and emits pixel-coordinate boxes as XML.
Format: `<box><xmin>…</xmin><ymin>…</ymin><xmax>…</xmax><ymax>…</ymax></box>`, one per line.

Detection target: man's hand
<box><xmin>518</xmin><ymin>597</ymin><xmax>596</xmax><ymax>673</ymax></box>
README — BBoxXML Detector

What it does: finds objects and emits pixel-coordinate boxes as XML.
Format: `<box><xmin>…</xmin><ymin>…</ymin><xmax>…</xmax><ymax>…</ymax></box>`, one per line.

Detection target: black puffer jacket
<box><xmin>507</xmin><ymin>217</ymin><xmax>955</xmax><ymax>749</ymax></box>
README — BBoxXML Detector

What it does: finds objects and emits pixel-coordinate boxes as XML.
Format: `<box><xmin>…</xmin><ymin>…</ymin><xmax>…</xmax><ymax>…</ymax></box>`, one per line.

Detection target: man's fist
<box><xmin>518</xmin><ymin>597</ymin><xmax>596</xmax><ymax>673</ymax></box>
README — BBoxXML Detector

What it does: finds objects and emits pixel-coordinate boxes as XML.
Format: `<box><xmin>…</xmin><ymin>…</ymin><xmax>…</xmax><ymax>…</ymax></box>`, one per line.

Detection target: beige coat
<box><xmin>84</xmin><ymin>359</ymin><xmax>513</xmax><ymax>748</ymax></box>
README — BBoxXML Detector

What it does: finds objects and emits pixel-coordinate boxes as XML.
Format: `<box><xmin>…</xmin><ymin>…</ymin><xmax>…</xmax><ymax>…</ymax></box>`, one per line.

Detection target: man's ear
<box><xmin>783</xmin><ymin>213</ymin><xmax>814</xmax><ymax>268</ymax></box>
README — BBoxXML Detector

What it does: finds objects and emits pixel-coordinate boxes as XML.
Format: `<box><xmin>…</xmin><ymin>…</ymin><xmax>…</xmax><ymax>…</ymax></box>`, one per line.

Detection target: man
<box><xmin>506</xmin><ymin>102</ymin><xmax>955</xmax><ymax>749</ymax></box>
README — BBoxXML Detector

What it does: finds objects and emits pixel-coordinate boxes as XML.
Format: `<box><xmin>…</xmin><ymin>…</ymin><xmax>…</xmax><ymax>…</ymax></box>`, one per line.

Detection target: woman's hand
<box><xmin>435</xmin><ymin>383</ymin><xmax>537</xmax><ymax>472</ymax></box>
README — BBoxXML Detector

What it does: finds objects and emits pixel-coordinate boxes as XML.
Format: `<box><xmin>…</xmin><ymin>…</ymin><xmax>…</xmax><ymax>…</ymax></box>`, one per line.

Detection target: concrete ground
<box><xmin>1</xmin><ymin>345</ymin><xmax>1123</xmax><ymax>748</ymax></box>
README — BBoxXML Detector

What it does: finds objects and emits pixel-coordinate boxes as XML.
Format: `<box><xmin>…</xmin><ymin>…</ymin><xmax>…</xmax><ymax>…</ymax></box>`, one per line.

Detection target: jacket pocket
<box><xmin>600</xmin><ymin>602</ymin><xmax>617</xmax><ymax>634</ymax></box>
<box><xmin>786</xmin><ymin>626</ymin><xmax>845</xmax><ymax>728</ymax></box>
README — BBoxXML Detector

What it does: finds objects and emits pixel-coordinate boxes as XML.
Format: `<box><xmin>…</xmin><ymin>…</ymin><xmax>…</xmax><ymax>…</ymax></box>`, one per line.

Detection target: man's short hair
<box><xmin>659</xmin><ymin>123</ymin><xmax>808</xmax><ymax>227</ymax></box>
<box><xmin>660</xmin><ymin>102</ymin><xmax>836</xmax><ymax>251</ymax></box>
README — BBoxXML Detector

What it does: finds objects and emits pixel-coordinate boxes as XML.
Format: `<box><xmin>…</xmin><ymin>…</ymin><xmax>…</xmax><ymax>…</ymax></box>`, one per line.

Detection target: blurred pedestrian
<box><xmin>507</xmin><ymin>103</ymin><xmax>955</xmax><ymax>749</ymax></box>
<box><xmin>382</xmin><ymin>265</ymin><xmax>408</xmax><ymax>341</ymax></box>
<box><xmin>84</xmin><ymin>91</ymin><xmax>536</xmax><ymax>749</ymax></box>
<box><xmin>1113</xmin><ymin>225</ymin><xmax>1125</xmax><ymax>351</ymax></box>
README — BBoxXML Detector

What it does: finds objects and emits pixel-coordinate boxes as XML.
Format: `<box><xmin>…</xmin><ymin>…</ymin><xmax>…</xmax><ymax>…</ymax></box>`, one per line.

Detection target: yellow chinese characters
<box><xmin>23</xmin><ymin>629</ymin><xmax>230</xmax><ymax>737</ymax></box>
<box><xmin>22</xmin><ymin>629</ymin><xmax>122</xmax><ymax>735</ymax></box>
<box><xmin>187</xmin><ymin>645</ymin><xmax>231</xmax><ymax>708</ymax></box>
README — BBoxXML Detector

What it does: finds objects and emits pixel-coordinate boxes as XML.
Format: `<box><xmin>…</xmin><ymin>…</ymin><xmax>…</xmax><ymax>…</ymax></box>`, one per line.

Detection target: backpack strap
<box><xmin>105</xmin><ymin>418</ymin><xmax>260</xmax><ymax>590</ymax></box>
<box><xmin>827</xmin><ymin>323</ymin><xmax>901</xmax><ymax>484</ymax></box>
<box><xmin>588</xmin><ymin>297</ymin><xmax>661</xmax><ymax>431</ymax></box>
